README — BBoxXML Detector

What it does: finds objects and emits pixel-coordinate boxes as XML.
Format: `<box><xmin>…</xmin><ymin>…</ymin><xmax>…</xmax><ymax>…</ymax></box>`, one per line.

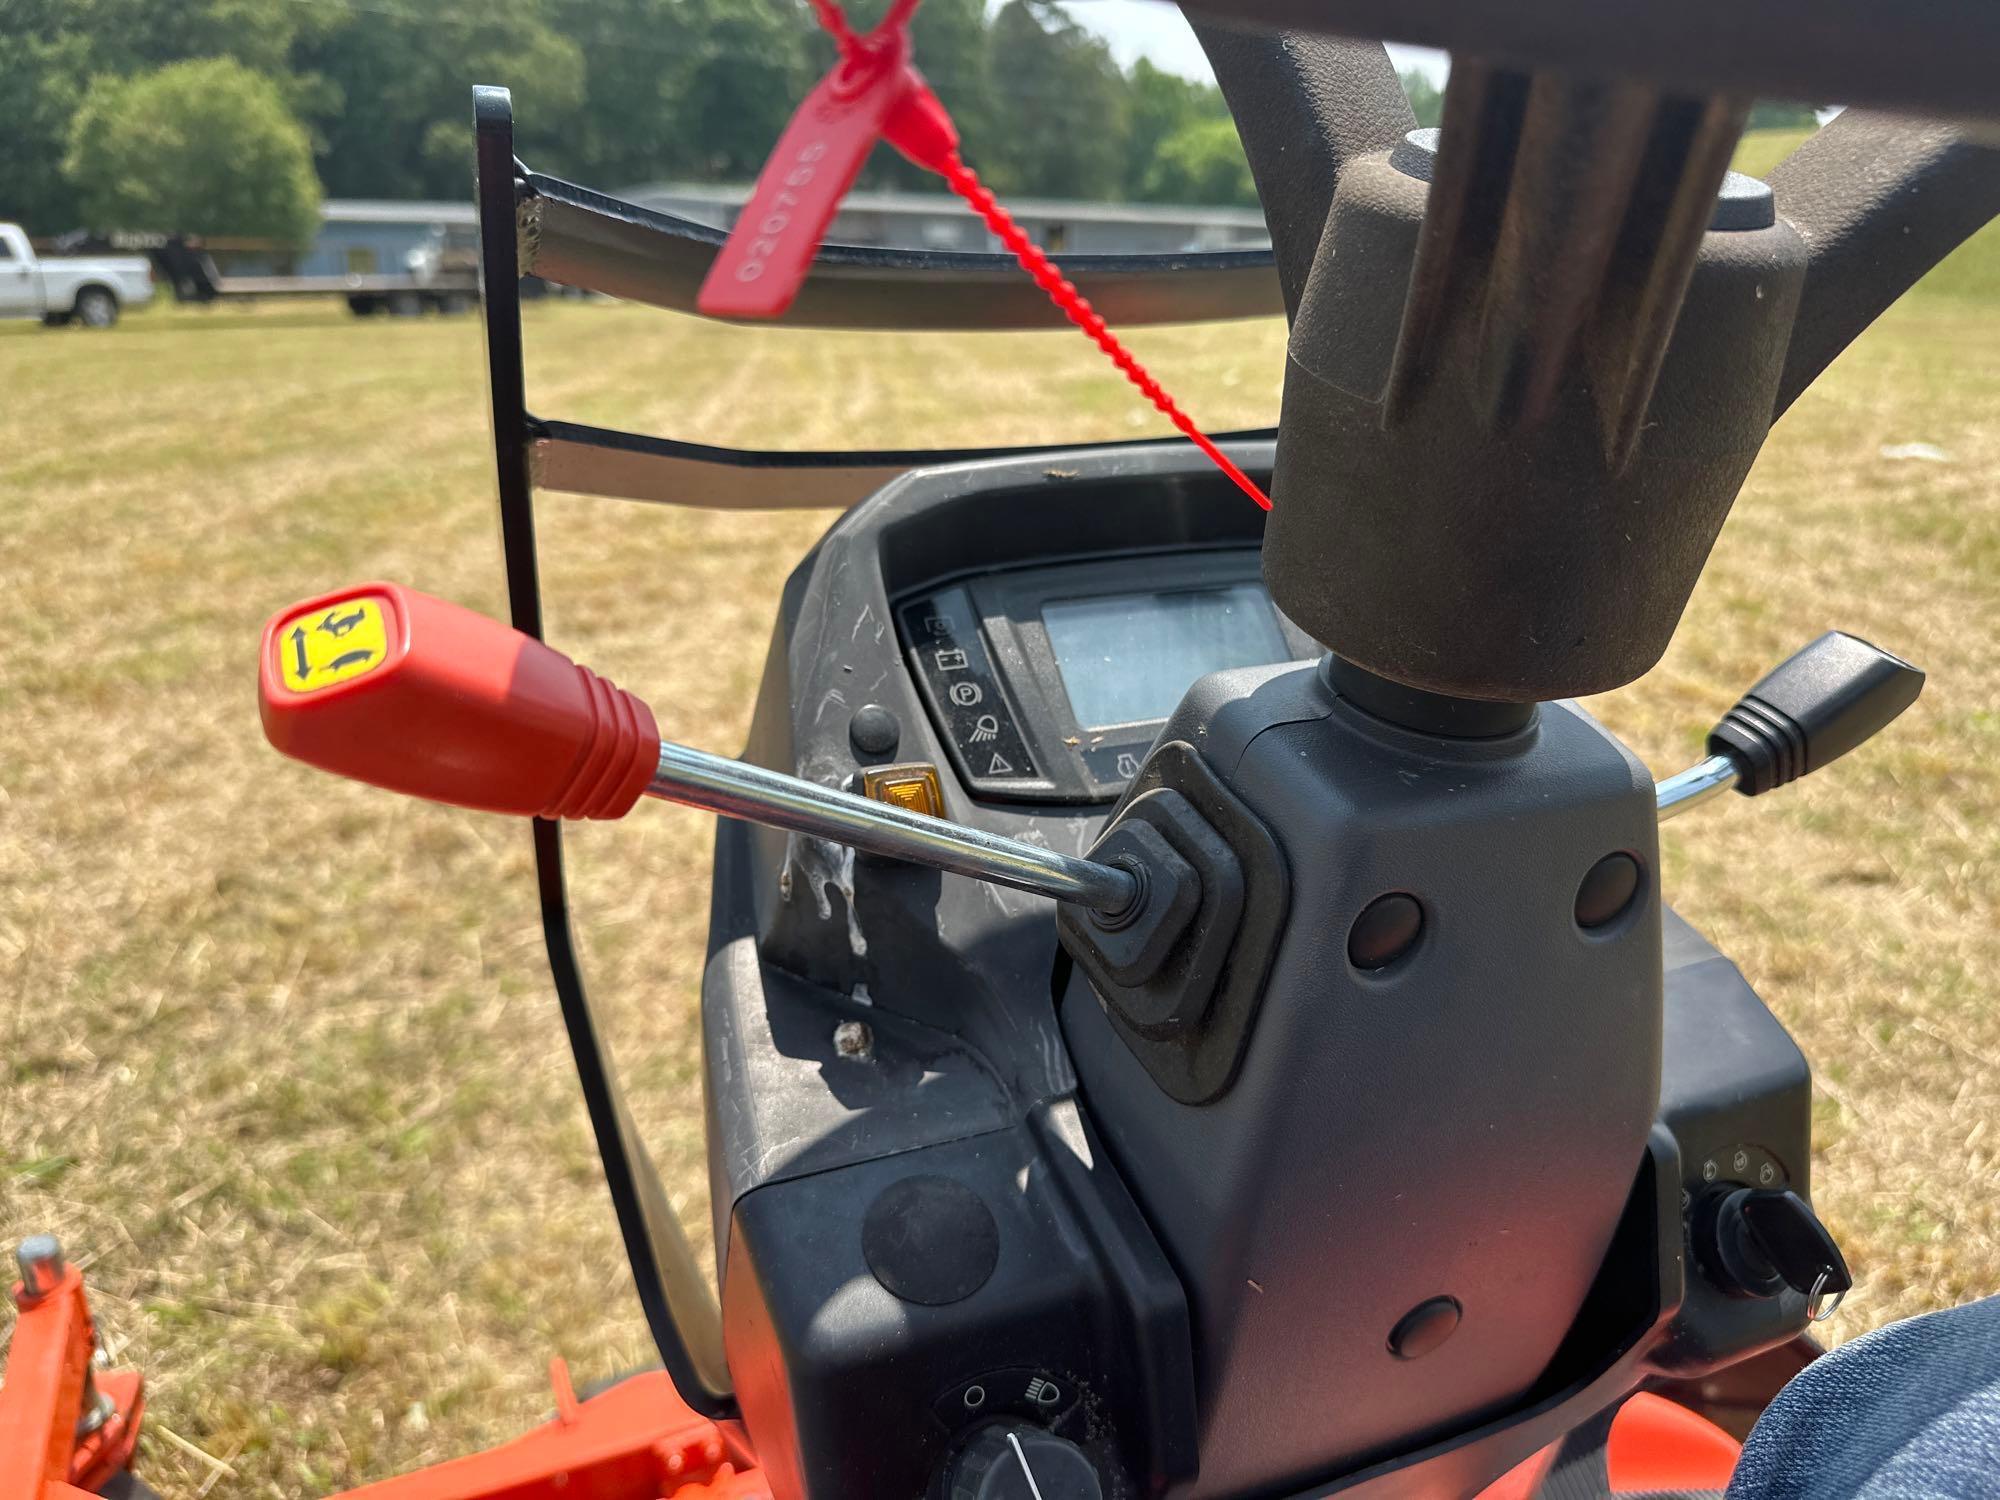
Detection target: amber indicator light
<box><xmin>861</xmin><ymin>763</ymin><xmax>946</xmax><ymax>819</ymax></box>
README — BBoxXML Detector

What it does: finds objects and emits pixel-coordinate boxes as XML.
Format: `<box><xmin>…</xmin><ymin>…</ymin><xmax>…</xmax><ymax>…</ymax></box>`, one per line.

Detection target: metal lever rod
<box><xmin>662</xmin><ymin>740</ymin><xmax>1737</xmax><ymax>893</ymax></box>
<box><xmin>1655</xmin><ymin>752</ymin><xmax>1740</xmax><ymax>822</ymax></box>
<box><xmin>647</xmin><ymin>740</ymin><xmax>1140</xmax><ymax>914</ymax></box>
<box><xmin>661</xmin><ymin>623</ymin><xmax>1924</xmax><ymax>884</ymax></box>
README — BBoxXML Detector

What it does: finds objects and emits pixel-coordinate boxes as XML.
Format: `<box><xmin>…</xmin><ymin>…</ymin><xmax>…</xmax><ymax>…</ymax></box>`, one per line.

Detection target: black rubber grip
<box><xmin>1708</xmin><ymin>631</ymin><xmax>1924</xmax><ymax>797</ymax></box>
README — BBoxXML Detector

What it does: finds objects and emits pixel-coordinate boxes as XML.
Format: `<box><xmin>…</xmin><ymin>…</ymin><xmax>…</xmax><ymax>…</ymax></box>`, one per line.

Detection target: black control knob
<box><xmin>947</xmin><ymin>1425</ymin><xmax>1102</xmax><ymax>1500</ymax></box>
<box><xmin>1694</xmin><ymin>1186</ymin><xmax>1852</xmax><ymax>1304</ymax></box>
<box><xmin>1709</xmin><ymin>631</ymin><xmax>1923</xmax><ymax>797</ymax></box>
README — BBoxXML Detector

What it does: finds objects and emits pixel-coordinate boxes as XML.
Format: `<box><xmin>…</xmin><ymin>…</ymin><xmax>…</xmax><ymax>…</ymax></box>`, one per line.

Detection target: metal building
<box><xmin>622</xmin><ymin>182</ymin><xmax>1272</xmax><ymax>255</ymax></box>
<box><xmin>215</xmin><ymin>201</ymin><xmax>479</xmax><ymax>278</ymax></box>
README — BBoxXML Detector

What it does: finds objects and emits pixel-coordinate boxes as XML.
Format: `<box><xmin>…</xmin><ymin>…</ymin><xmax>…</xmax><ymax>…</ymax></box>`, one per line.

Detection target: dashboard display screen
<box><xmin>1042</xmin><ymin>584</ymin><xmax>1289</xmax><ymax>730</ymax></box>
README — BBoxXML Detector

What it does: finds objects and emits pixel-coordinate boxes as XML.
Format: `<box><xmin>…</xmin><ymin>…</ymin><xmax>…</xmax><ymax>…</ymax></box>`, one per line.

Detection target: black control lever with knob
<box><xmin>1710</xmin><ymin>631</ymin><xmax>1925</xmax><ymax>796</ymax></box>
<box><xmin>1657</xmin><ymin>632</ymin><xmax>1925</xmax><ymax>820</ymax></box>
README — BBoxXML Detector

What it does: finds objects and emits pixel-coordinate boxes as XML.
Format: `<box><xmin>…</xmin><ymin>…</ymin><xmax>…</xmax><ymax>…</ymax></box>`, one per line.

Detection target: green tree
<box><xmin>20</xmin><ymin>0</ymin><xmax>322</xmax><ymax>78</ymax></box>
<box><xmin>843</xmin><ymin>0</ymin><xmax>995</xmax><ymax>191</ymax></box>
<box><xmin>1143</xmin><ymin>115</ymin><xmax>1256</xmax><ymax>206</ymax></box>
<box><xmin>1124</xmin><ymin>57</ymin><xmax>1231</xmax><ymax>199</ymax></box>
<box><xmin>2</xmin><ymin>0</ymin><xmax>1309</xmax><ymax>230</ymax></box>
<box><xmin>980</xmin><ymin>0</ymin><xmax>1126</xmax><ymax>199</ymax></box>
<box><xmin>64</xmin><ymin>58</ymin><xmax>323</xmax><ymax>241</ymax></box>
<box><xmin>294</xmin><ymin>0</ymin><xmax>585</xmax><ymax>199</ymax></box>
<box><xmin>1400</xmin><ymin>67</ymin><xmax>1444</xmax><ymax>129</ymax></box>
<box><xmin>546</xmin><ymin>0</ymin><xmax>690</xmax><ymax>189</ymax></box>
<box><xmin>654</xmin><ymin>0</ymin><xmax>813</xmax><ymax>181</ymax></box>
<box><xmin>0</xmin><ymin>28</ymin><xmax>94</xmax><ymax>231</ymax></box>
<box><xmin>0</xmin><ymin>0</ymin><xmax>328</xmax><ymax>231</ymax></box>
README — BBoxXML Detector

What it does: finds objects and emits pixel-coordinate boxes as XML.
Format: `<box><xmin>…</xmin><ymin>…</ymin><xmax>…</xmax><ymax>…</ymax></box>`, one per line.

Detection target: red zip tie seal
<box><xmin>695</xmin><ymin>2</ymin><xmax>1271</xmax><ymax>511</ymax></box>
<box><xmin>697</xmin><ymin>27</ymin><xmax>915</xmax><ymax>319</ymax></box>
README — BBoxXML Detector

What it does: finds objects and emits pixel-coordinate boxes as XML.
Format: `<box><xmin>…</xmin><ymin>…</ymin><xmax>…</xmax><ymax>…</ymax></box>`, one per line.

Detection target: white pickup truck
<box><xmin>0</xmin><ymin>222</ymin><xmax>155</xmax><ymax>328</ymax></box>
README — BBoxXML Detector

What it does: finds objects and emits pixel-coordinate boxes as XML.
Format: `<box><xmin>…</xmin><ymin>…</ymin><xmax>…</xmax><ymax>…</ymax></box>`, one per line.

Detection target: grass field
<box><xmin>3</xmin><ymin>136</ymin><xmax>1997</xmax><ymax>1493</ymax></box>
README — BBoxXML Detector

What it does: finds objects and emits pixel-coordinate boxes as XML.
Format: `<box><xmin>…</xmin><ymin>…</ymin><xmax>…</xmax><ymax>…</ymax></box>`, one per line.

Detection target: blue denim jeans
<box><xmin>1727</xmin><ymin>1294</ymin><xmax>2000</xmax><ymax>1498</ymax></box>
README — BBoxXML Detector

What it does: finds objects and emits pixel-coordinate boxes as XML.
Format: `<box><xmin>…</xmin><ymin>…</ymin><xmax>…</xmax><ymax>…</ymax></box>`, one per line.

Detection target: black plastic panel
<box><xmin>1062</xmin><ymin>668</ymin><xmax>1665</xmax><ymax>1495</ymax></box>
<box><xmin>722</xmin><ymin>1109</ymin><xmax>1196</xmax><ymax>1500</ymax></box>
<box><xmin>1649</xmin><ymin>908</ymin><xmax>1818</xmax><ymax>1375</ymax></box>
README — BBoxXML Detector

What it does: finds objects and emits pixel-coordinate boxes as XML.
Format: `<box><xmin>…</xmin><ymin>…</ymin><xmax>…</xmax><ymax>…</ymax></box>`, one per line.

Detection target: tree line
<box><xmin>1</xmin><ymin>0</ymin><xmax>1822</xmax><ymax>246</ymax></box>
<box><xmin>4</xmin><ymin>0</ymin><xmax>1433</xmax><ymax>243</ymax></box>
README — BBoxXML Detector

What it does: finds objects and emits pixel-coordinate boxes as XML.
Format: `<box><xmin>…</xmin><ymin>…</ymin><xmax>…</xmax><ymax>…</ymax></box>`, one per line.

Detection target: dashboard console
<box><xmin>694</xmin><ymin>445</ymin><xmax>1821</xmax><ymax>1500</ymax></box>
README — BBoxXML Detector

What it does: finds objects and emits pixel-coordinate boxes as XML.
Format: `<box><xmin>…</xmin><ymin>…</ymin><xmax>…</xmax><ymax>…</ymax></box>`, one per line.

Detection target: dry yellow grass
<box><xmin>1</xmin><ymin>273</ymin><xmax>1994</xmax><ymax>1495</ymax></box>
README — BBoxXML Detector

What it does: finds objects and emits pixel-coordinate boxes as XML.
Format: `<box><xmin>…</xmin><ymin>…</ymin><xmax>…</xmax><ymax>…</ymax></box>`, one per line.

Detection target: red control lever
<box><xmin>258</xmin><ymin>583</ymin><xmax>660</xmax><ymax>820</ymax></box>
<box><xmin>258</xmin><ymin>583</ymin><xmax>1139</xmax><ymax>910</ymax></box>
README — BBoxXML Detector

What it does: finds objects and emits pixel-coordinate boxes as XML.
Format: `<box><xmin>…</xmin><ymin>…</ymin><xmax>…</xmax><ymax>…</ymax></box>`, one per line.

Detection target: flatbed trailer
<box><xmin>204</xmin><ymin>269</ymin><xmax>480</xmax><ymax>315</ymax></box>
<box><xmin>58</xmin><ymin>231</ymin><xmax>485</xmax><ymax>316</ymax></box>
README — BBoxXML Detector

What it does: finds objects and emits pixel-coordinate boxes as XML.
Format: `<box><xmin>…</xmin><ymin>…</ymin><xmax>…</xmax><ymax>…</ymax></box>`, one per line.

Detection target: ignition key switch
<box><xmin>1693</xmin><ymin>1186</ymin><xmax>1853</xmax><ymax>1316</ymax></box>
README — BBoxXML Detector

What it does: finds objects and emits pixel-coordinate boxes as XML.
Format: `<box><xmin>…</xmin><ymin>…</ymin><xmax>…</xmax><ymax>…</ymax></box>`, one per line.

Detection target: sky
<box><xmin>1057</xmin><ymin>0</ymin><xmax>1450</xmax><ymax>85</ymax></box>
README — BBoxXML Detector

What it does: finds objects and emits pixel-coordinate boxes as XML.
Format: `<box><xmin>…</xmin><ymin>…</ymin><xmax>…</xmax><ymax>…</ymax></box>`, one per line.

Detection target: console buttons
<box><xmin>901</xmin><ymin>591</ymin><xmax>1040</xmax><ymax>784</ymax></box>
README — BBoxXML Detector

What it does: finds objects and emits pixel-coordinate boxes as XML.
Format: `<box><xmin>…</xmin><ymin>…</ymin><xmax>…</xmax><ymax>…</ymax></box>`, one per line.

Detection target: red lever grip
<box><xmin>258</xmin><ymin>583</ymin><xmax>660</xmax><ymax>820</ymax></box>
